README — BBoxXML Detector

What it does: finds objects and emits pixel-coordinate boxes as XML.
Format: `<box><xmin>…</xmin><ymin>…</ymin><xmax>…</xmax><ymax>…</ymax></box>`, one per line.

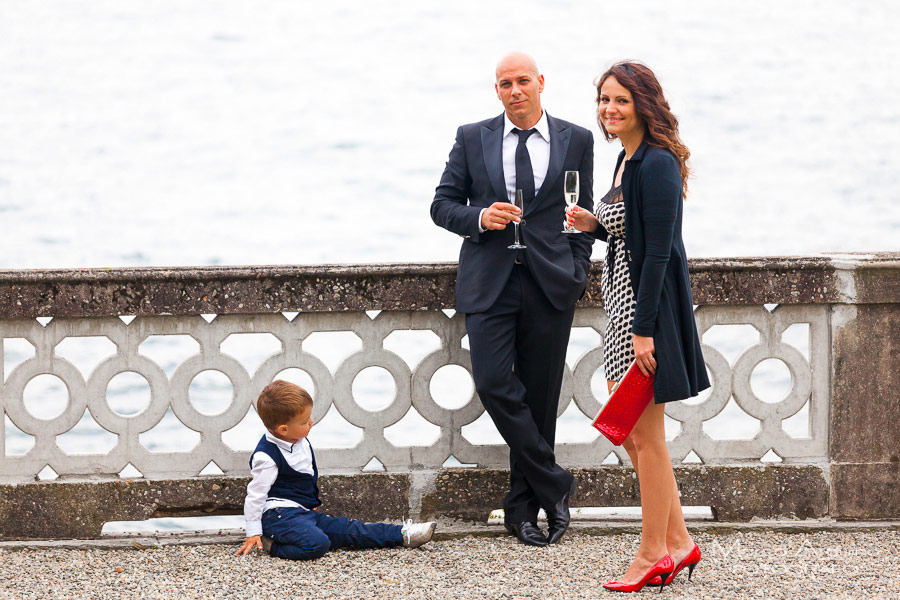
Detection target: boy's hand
<box><xmin>236</xmin><ymin>535</ymin><xmax>262</xmax><ymax>556</ymax></box>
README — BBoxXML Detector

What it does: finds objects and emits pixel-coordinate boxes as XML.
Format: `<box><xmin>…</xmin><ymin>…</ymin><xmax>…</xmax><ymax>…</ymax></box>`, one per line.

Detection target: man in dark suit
<box><xmin>431</xmin><ymin>52</ymin><xmax>594</xmax><ymax>546</ymax></box>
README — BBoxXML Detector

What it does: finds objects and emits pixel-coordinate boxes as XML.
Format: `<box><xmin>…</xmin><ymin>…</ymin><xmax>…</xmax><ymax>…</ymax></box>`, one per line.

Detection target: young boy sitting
<box><xmin>236</xmin><ymin>380</ymin><xmax>436</xmax><ymax>560</ymax></box>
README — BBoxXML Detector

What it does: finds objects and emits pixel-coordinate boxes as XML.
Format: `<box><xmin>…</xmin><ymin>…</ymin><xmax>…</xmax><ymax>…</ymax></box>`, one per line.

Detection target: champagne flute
<box><xmin>507</xmin><ymin>189</ymin><xmax>526</xmax><ymax>249</ymax></box>
<box><xmin>562</xmin><ymin>170</ymin><xmax>581</xmax><ymax>234</ymax></box>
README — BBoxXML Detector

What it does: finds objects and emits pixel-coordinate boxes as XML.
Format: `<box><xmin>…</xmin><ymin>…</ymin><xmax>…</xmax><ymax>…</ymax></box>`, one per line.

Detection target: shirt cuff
<box><xmin>477</xmin><ymin>208</ymin><xmax>487</xmax><ymax>233</ymax></box>
<box><xmin>245</xmin><ymin>521</ymin><xmax>263</xmax><ymax>537</ymax></box>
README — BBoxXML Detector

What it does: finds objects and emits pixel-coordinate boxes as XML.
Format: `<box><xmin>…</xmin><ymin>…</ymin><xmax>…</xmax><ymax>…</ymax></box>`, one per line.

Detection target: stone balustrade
<box><xmin>1</xmin><ymin>253</ymin><xmax>898</xmax><ymax>540</ymax></box>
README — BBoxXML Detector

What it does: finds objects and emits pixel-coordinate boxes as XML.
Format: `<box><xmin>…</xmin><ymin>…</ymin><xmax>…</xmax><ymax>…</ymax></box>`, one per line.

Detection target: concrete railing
<box><xmin>1</xmin><ymin>254</ymin><xmax>898</xmax><ymax>539</ymax></box>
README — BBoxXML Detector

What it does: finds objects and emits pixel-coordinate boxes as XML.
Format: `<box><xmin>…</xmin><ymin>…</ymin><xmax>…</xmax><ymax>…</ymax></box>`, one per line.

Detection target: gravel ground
<box><xmin>1</xmin><ymin>530</ymin><xmax>897</xmax><ymax>600</ymax></box>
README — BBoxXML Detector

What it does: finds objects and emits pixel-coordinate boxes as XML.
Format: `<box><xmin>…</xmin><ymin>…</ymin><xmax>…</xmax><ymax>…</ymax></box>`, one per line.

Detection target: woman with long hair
<box><xmin>567</xmin><ymin>61</ymin><xmax>710</xmax><ymax>593</ymax></box>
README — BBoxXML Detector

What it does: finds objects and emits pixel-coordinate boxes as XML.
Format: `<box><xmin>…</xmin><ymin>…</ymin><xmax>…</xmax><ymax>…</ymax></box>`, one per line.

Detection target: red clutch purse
<box><xmin>592</xmin><ymin>360</ymin><xmax>655</xmax><ymax>446</ymax></box>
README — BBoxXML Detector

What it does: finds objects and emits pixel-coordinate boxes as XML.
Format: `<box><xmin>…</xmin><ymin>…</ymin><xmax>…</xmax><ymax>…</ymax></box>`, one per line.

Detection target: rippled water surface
<box><xmin>2</xmin><ymin>1</ymin><xmax>898</xmax><ymax>268</ymax></box>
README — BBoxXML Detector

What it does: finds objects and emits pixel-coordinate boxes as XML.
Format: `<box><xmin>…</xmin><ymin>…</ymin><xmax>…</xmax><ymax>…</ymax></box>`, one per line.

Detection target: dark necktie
<box><xmin>513</xmin><ymin>128</ymin><xmax>537</xmax><ymax>204</ymax></box>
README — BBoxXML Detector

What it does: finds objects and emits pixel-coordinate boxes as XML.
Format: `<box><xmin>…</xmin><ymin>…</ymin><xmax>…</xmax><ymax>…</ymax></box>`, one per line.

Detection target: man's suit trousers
<box><xmin>465</xmin><ymin>263</ymin><xmax>575</xmax><ymax>523</ymax></box>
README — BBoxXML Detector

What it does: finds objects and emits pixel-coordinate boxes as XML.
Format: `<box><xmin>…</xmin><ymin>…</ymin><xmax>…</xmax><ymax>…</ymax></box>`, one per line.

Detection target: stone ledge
<box><xmin>0</xmin><ymin>474</ymin><xmax>409</xmax><ymax>541</ymax></box>
<box><xmin>423</xmin><ymin>465</ymin><xmax>829</xmax><ymax>523</ymax></box>
<box><xmin>0</xmin><ymin>263</ymin><xmax>459</xmax><ymax>319</ymax></box>
<box><xmin>0</xmin><ymin>464</ymin><xmax>866</xmax><ymax>541</ymax></box>
<box><xmin>3</xmin><ymin>254</ymin><xmax>898</xmax><ymax>318</ymax></box>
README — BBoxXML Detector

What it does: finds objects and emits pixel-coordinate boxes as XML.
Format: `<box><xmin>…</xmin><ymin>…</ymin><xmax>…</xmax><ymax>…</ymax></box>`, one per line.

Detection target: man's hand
<box><xmin>481</xmin><ymin>202</ymin><xmax>521</xmax><ymax>231</ymax></box>
<box><xmin>633</xmin><ymin>335</ymin><xmax>657</xmax><ymax>377</ymax></box>
<box><xmin>236</xmin><ymin>535</ymin><xmax>262</xmax><ymax>556</ymax></box>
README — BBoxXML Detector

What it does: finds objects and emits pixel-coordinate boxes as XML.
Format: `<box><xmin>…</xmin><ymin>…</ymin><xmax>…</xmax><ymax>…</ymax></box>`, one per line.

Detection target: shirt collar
<box><xmin>503</xmin><ymin>110</ymin><xmax>549</xmax><ymax>142</ymax></box>
<box><xmin>266</xmin><ymin>431</ymin><xmax>298</xmax><ymax>453</ymax></box>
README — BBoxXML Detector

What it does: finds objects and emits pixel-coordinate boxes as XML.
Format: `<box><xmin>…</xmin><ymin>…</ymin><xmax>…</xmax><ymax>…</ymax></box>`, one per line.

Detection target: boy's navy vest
<box><xmin>251</xmin><ymin>435</ymin><xmax>321</xmax><ymax>509</ymax></box>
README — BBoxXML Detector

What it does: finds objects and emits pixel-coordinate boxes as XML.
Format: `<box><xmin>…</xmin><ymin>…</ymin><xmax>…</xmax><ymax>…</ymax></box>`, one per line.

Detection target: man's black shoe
<box><xmin>546</xmin><ymin>479</ymin><xmax>577</xmax><ymax>544</ymax></box>
<box><xmin>505</xmin><ymin>521</ymin><xmax>548</xmax><ymax>547</ymax></box>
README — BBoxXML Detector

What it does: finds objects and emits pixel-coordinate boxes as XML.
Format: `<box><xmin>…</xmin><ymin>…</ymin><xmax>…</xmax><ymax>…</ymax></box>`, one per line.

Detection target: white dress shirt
<box><xmin>502</xmin><ymin>110</ymin><xmax>551</xmax><ymax>200</ymax></box>
<box><xmin>478</xmin><ymin>110</ymin><xmax>551</xmax><ymax>232</ymax></box>
<box><xmin>243</xmin><ymin>432</ymin><xmax>315</xmax><ymax>537</ymax></box>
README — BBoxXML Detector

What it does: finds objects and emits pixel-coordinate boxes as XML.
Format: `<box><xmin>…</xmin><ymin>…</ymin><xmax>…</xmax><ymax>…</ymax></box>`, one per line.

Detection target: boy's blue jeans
<box><xmin>261</xmin><ymin>506</ymin><xmax>403</xmax><ymax>561</ymax></box>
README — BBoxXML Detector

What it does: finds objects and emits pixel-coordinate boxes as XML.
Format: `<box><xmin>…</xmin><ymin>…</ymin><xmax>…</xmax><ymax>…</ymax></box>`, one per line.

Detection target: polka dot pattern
<box><xmin>597</xmin><ymin>185</ymin><xmax>636</xmax><ymax>382</ymax></box>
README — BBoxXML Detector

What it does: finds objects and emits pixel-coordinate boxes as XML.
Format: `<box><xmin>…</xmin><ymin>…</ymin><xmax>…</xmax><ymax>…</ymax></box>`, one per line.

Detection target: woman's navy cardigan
<box><xmin>592</xmin><ymin>141</ymin><xmax>710</xmax><ymax>403</ymax></box>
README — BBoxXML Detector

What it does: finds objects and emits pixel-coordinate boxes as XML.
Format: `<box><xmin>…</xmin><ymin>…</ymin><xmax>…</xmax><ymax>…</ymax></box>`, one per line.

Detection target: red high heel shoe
<box><xmin>603</xmin><ymin>554</ymin><xmax>675</xmax><ymax>593</ymax></box>
<box><xmin>647</xmin><ymin>544</ymin><xmax>701</xmax><ymax>586</ymax></box>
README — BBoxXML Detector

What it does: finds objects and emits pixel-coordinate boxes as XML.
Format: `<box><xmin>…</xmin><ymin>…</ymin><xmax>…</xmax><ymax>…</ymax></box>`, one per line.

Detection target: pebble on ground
<box><xmin>1</xmin><ymin>530</ymin><xmax>897</xmax><ymax>600</ymax></box>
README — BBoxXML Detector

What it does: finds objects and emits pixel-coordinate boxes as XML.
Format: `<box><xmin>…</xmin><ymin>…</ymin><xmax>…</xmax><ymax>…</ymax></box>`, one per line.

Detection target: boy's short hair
<box><xmin>256</xmin><ymin>380</ymin><xmax>313</xmax><ymax>430</ymax></box>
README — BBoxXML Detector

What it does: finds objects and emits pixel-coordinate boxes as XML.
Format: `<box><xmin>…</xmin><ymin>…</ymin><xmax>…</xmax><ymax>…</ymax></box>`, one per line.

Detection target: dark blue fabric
<box><xmin>590</xmin><ymin>142</ymin><xmax>710</xmax><ymax>403</ymax></box>
<box><xmin>251</xmin><ymin>435</ymin><xmax>321</xmax><ymax>509</ymax></box>
<box><xmin>465</xmin><ymin>265</ymin><xmax>576</xmax><ymax>522</ymax></box>
<box><xmin>432</xmin><ymin>111</ymin><xmax>590</xmax><ymax>520</ymax></box>
<box><xmin>262</xmin><ymin>506</ymin><xmax>402</xmax><ymax>561</ymax></box>
<box><xmin>513</xmin><ymin>128</ymin><xmax>537</xmax><ymax>203</ymax></box>
<box><xmin>431</xmin><ymin>112</ymin><xmax>594</xmax><ymax>314</ymax></box>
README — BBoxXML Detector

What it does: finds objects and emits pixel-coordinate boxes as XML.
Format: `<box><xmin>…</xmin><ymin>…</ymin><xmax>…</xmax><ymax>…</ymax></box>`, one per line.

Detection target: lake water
<box><xmin>1</xmin><ymin>0</ymin><xmax>897</xmax><ymax>532</ymax></box>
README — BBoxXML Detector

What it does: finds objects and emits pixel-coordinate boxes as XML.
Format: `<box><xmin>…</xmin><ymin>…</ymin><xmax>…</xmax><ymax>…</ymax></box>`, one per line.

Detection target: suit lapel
<box><xmin>481</xmin><ymin>114</ymin><xmax>508</xmax><ymax>204</ymax></box>
<box><xmin>532</xmin><ymin>113</ymin><xmax>570</xmax><ymax>213</ymax></box>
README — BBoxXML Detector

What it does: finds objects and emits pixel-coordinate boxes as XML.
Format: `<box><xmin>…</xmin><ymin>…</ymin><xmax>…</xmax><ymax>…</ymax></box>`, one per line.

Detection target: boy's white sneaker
<box><xmin>401</xmin><ymin>520</ymin><xmax>436</xmax><ymax>548</ymax></box>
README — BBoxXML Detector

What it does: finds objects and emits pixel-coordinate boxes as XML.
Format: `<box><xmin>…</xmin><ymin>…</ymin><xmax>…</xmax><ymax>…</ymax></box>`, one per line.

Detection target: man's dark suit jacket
<box><xmin>431</xmin><ymin>112</ymin><xmax>594</xmax><ymax>314</ymax></box>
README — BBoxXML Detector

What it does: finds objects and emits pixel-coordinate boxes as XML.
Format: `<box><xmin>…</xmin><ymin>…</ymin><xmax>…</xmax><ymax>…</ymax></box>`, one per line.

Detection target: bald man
<box><xmin>431</xmin><ymin>53</ymin><xmax>594</xmax><ymax>546</ymax></box>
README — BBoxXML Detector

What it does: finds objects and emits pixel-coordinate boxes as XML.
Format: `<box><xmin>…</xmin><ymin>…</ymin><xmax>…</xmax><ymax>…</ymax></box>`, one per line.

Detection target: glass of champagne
<box><xmin>507</xmin><ymin>189</ymin><xmax>526</xmax><ymax>249</ymax></box>
<box><xmin>562</xmin><ymin>170</ymin><xmax>581</xmax><ymax>234</ymax></box>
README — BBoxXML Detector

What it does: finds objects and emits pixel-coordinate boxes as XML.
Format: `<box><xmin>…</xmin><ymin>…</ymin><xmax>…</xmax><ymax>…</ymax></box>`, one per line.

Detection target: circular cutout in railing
<box><xmin>429</xmin><ymin>364</ymin><xmax>473</xmax><ymax>409</ymax></box>
<box><xmin>351</xmin><ymin>366</ymin><xmax>395</xmax><ymax>412</ymax></box>
<box><xmin>750</xmin><ymin>358</ymin><xmax>792</xmax><ymax>403</ymax></box>
<box><xmin>23</xmin><ymin>374</ymin><xmax>68</xmax><ymax>420</ymax></box>
<box><xmin>273</xmin><ymin>368</ymin><xmax>316</xmax><ymax>397</ymax></box>
<box><xmin>590</xmin><ymin>366</ymin><xmax>608</xmax><ymax>402</ymax></box>
<box><xmin>189</xmin><ymin>370</ymin><xmax>234</xmax><ymax>416</ymax></box>
<box><xmin>106</xmin><ymin>371</ymin><xmax>152</xmax><ymax>417</ymax></box>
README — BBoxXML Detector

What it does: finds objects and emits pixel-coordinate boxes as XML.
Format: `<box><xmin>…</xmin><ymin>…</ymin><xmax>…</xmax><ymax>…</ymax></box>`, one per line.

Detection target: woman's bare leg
<box><xmin>607</xmin><ymin>381</ymin><xmax>694</xmax><ymax>567</ymax></box>
<box><xmin>661</xmin><ymin>472</ymin><xmax>695</xmax><ymax>567</ymax></box>
<box><xmin>615</xmin><ymin>400</ymin><xmax>672</xmax><ymax>583</ymax></box>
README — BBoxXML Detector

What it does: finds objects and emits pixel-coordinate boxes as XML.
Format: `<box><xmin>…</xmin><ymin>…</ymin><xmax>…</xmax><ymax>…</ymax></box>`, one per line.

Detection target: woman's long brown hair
<box><xmin>595</xmin><ymin>61</ymin><xmax>690</xmax><ymax>196</ymax></box>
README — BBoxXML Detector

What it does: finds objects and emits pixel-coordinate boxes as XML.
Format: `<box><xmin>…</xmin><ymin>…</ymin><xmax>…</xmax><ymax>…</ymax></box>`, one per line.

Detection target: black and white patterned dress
<box><xmin>597</xmin><ymin>184</ymin><xmax>637</xmax><ymax>381</ymax></box>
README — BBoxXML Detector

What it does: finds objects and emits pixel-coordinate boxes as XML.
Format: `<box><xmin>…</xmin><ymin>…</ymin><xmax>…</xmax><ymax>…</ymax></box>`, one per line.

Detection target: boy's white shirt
<box><xmin>244</xmin><ymin>431</ymin><xmax>315</xmax><ymax>537</ymax></box>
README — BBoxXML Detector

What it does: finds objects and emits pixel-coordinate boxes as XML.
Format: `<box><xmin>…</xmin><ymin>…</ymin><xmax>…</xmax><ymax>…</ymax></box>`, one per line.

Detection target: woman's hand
<box><xmin>633</xmin><ymin>334</ymin><xmax>657</xmax><ymax>377</ymax></box>
<box><xmin>566</xmin><ymin>205</ymin><xmax>599</xmax><ymax>233</ymax></box>
<box><xmin>236</xmin><ymin>535</ymin><xmax>262</xmax><ymax>556</ymax></box>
